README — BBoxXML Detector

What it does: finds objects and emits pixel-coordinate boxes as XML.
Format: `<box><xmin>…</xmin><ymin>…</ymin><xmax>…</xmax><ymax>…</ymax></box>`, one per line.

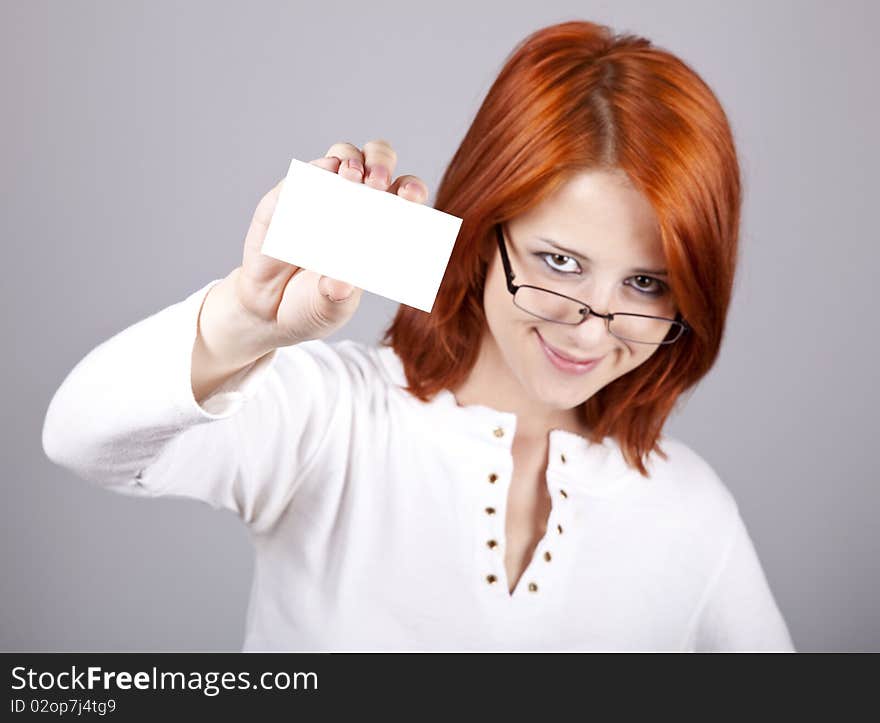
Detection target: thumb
<box><xmin>317</xmin><ymin>275</ymin><xmax>355</xmax><ymax>303</ymax></box>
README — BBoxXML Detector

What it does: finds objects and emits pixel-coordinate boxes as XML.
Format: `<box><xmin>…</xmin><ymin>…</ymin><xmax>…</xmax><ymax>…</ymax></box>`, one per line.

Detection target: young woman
<box><xmin>42</xmin><ymin>20</ymin><xmax>795</xmax><ymax>652</ymax></box>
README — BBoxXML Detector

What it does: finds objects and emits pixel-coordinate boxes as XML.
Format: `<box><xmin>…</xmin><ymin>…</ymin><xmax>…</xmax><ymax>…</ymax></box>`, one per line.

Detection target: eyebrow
<box><xmin>537</xmin><ymin>237</ymin><xmax>669</xmax><ymax>276</ymax></box>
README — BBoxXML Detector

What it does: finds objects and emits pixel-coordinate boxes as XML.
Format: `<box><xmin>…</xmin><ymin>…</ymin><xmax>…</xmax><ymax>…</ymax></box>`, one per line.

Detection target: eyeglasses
<box><xmin>495</xmin><ymin>223</ymin><xmax>690</xmax><ymax>345</ymax></box>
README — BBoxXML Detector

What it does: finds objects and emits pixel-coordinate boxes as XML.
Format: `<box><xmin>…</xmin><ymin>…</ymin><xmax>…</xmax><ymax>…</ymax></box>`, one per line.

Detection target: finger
<box><xmin>241</xmin><ymin>155</ymin><xmax>357</xmax><ymax>284</ymax></box>
<box><xmin>385</xmin><ymin>174</ymin><xmax>429</xmax><ymax>203</ymax></box>
<box><xmin>318</xmin><ymin>275</ymin><xmax>356</xmax><ymax>303</ymax></box>
<box><xmin>310</xmin><ymin>156</ymin><xmax>343</xmax><ymax>173</ymax></box>
<box><xmin>242</xmin><ymin>180</ymin><xmax>289</xmax><ymax>277</ymax></box>
<box><xmin>324</xmin><ymin>142</ymin><xmax>365</xmax><ymax>183</ymax></box>
<box><xmin>361</xmin><ymin>139</ymin><xmax>398</xmax><ymax>191</ymax></box>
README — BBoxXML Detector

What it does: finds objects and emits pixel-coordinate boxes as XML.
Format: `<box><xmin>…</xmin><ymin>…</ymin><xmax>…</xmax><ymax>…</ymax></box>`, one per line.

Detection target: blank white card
<box><xmin>260</xmin><ymin>157</ymin><xmax>464</xmax><ymax>313</ymax></box>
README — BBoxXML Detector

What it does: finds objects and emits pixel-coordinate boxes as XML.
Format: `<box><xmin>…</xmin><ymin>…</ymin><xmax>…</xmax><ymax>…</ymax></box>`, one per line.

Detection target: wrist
<box><xmin>194</xmin><ymin>271</ymin><xmax>279</xmax><ymax>387</ymax></box>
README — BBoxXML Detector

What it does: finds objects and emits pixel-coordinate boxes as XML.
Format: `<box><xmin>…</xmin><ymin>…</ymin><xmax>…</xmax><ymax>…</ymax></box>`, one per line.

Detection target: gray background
<box><xmin>3</xmin><ymin>0</ymin><xmax>877</xmax><ymax>652</ymax></box>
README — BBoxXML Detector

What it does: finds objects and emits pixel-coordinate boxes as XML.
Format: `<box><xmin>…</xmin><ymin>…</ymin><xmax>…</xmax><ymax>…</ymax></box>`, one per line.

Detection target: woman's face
<box><xmin>482</xmin><ymin>168</ymin><xmax>677</xmax><ymax>414</ymax></box>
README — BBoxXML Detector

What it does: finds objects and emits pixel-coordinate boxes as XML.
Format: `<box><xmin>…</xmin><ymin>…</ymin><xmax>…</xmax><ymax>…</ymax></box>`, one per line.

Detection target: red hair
<box><xmin>380</xmin><ymin>20</ymin><xmax>742</xmax><ymax>478</ymax></box>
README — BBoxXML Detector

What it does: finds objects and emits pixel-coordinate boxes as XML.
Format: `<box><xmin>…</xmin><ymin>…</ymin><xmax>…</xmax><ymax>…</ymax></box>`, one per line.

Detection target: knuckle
<box><xmin>363</xmin><ymin>139</ymin><xmax>397</xmax><ymax>158</ymax></box>
<box><xmin>397</xmin><ymin>175</ymin><xmax>427</xmax><ymax>195</ymax></box>
<box><xmin>325</xmin><ymin>141</ymin><xmax>362</xmax><ymax>158</ymax></box>
<box><xmin>254</xmin><ymin>190</ymin><xmax>277</xmax><ymax>219</ymax></box>
<box><xmin>309</xmin><ymin>156</ymin><xmax>345</xmax><ymax>175</ymax></box>
<box><xmin>309</xmin><ymin>298</ymin><xmax>338</xmax><ymax>328</ymax></box>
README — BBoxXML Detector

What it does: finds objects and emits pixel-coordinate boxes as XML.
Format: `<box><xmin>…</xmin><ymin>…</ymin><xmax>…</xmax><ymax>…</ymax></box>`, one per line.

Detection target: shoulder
<box><xmin>639</xmin><ymin>434</ymin><xmax>740</xmax><ymax>523</ymax></box>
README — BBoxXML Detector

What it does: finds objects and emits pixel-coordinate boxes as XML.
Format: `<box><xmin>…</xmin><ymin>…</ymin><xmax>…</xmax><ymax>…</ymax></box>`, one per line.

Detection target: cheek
<box><xmin>483</xmin><ymin>271</ymin><xmax>525</xmax><ymax>333</ymax></box>
<box><xmin>601</xmin><ymin>347</ymin><xmax>654</xmax><ymax>382</ymax></box>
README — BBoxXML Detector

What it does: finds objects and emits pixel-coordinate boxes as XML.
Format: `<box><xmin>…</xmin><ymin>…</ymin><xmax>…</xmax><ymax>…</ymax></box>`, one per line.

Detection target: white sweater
<box><xmin>41</xmin><ymin>279</ymin><xmax>796</xmax><ymax>652</ymax></box>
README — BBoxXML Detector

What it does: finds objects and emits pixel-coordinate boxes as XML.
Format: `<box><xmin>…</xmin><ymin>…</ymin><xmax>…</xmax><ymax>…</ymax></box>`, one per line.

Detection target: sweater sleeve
<box><xmin>689</xmin><ymin>508</ymin><xmax>796</xmax><ymax>652</ymax></box>
<box><xmin>41</xmin><ymin>278</ymin><xmax>354</xmax><ymax>535</ymax></box>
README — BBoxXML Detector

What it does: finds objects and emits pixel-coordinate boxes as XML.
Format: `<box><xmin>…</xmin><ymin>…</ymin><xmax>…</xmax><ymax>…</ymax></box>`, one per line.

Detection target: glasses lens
<box><xmin>514</xmin><ymin>287</ymin><xmax>683</xmax><ymax>345</ymax></box>
<box><xmin>609</xmin><ymin>313</ymin><xmax>683</xmax><ymax>345</ymax></box>
<box><xmin>514</xmin><ymin>287</ymin><xmax>585</xmax><ymax>324</ymax></box>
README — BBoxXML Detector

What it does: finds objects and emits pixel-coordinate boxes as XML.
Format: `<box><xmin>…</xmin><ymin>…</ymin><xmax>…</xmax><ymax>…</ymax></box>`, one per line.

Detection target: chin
<box><xmin>521</xmin><ymin>366</ymin><xmax>580</xmax><ymax>409</ymax></box>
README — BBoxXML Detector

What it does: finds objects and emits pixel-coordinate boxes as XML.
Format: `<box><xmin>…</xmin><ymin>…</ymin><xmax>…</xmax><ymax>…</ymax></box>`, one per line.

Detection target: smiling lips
<box><xmin>536</xmin><ymin>330</ymin><xmax>599</xmax><ymax>364</ymax></box>
<box><xmin>536</xmin><ymin>330</ymin><xmax>604</xmax><ymax>375</ymax></box>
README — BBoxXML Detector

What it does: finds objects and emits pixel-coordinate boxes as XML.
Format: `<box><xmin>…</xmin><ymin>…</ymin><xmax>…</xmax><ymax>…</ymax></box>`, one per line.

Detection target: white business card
<box><xmin>260</xmin><ymin>157</ymin><xmax>463</xmax><ymax>313</ymax></box>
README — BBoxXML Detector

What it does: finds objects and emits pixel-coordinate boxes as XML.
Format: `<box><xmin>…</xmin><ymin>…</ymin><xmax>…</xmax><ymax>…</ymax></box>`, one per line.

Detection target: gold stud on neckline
<box><xmin>544</xmin><ymin>551</ymin><xmax>552</xmax><ymax>562</ymax></box>
<box><xmin>488</xmin><ymin>472</ymin><xmax>498</xmax><ymax>483</ymax></box>
<box><xmin>493</xmin><ymin>426</ymin><xmax>504</xmax><ymax>438</ymax></box>
<box><xmin>560</xmin><ymin>453</ymin><xmax>566</xmax><ymax>464</ymax></box>
<box><xmin>486</xmin><ymin>539</ymin><xmax>498</xmax><ymax>549</ymax></box>
<box><xmin>486</xmin><ymin>574</ymin><xmax>498</xmax><ymax>584</ymax></box>
<box><xmin>528</xmin><ymin>582</ymin><xmax>538</xmax><ymax>592</ymax></box>
<box><xmin>559</xmin><ymin>488</ymin><xmax>568</xmax><ymax>498</ymax></box>
<box><xmin>557</xmin><ymin>523</ymin><xmax>564</xmax><ymax>534</ymax></box>
<box><xmin>485</xmin><ymin>506</ymin><xmax>496</xmax><ymax>515</ymax></box>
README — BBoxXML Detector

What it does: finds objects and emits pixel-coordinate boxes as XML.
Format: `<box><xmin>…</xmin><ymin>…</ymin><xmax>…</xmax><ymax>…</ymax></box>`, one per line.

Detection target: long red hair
<box><xmin>380</xmin><ymin>20</ymin><xmax>741</xmax><ymax>478</ymax></box>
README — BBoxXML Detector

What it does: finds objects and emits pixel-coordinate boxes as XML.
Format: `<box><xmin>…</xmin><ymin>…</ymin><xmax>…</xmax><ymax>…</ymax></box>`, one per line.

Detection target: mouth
<box><xmin>536</xmin><ymin>329</ymin><xmax>600</xmax><ymax>363</ymax></box>
<box><xmin>535</xmin><ymin>329</ymin><xmax>604</xmax><ymax>374</ymax></box>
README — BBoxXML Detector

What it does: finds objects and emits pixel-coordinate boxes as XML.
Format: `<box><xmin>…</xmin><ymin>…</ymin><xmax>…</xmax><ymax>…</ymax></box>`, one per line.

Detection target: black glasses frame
<box><xmin>494</xmin><ymin>223</ymin><xmax>690</xmax><ymax>345</ymax></box>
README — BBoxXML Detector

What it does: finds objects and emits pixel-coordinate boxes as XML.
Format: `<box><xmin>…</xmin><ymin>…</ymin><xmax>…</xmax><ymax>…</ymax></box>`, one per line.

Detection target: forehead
<box><xmin>514</xmin><ymin>168</ymin><xmax>663</xmax><ymax>262</ymax></box>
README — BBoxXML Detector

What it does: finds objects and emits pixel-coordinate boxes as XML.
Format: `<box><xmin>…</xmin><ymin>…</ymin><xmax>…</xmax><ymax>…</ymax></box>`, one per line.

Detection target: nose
<box><xmin>566</xmin><ymin>309</ymin><xmax>615</xmax><ymax>351</ymax></box>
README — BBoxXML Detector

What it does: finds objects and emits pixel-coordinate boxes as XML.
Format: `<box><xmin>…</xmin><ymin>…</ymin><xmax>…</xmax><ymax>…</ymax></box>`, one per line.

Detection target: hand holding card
<box><xmin>233</xmin><ymin>144</ymin><xmax>448</xmax><ymax>345</ymax></box>
<box><xmin>193</xmin><ymin>143</ymin><xmax>439</xmax><ymax>401</ymax></box>
<box><xmin>260</xmin><ymin>157</ymin><xmax>463</xmax><ymax>315</ymax></box>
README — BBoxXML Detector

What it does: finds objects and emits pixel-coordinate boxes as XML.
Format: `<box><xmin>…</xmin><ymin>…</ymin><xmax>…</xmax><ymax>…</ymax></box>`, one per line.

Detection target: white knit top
<box><xmin>42</xmin><ymin>279</ymin><xmax>796</xmax><ymax>652</ymax></box>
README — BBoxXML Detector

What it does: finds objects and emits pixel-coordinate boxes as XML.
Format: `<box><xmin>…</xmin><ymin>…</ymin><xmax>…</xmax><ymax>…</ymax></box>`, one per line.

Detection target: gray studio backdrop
<box><xmin>3</xmin><ymin>0</ymin><xmax>877</xmax><ymax>651</ymax></box>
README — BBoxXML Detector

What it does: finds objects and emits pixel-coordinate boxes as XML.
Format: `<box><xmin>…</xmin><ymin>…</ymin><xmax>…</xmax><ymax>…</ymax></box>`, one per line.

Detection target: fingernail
<box><xmin>347</xmin><ymin>158</ymin><xmax>363</xmax><ymax>173</ymax></box>
<box><xmin>367</xmin><ymin>165</ymin><xmax>389</xmax><ymax>184</ymax></box>
<box><xmin>403</xmin><ymin>181</ymin><xmax>422</xmax><ymax>196</ymax></box>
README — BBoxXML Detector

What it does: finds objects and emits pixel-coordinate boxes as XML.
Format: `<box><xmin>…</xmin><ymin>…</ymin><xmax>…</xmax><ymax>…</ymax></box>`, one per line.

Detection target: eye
<box><xmin>627</xmin><ymin>275</ymin><xmax>667</xmax><ymax>296</ymax></box>
<box><xmin>537</xmin><ymin>252</ymin><xmax>580</xmax><ymax>274</ymax></box>
<box><xmin>536</xmin><ymin>252</ymin><xmax>668</xmax><ymax>297</ymax></box>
